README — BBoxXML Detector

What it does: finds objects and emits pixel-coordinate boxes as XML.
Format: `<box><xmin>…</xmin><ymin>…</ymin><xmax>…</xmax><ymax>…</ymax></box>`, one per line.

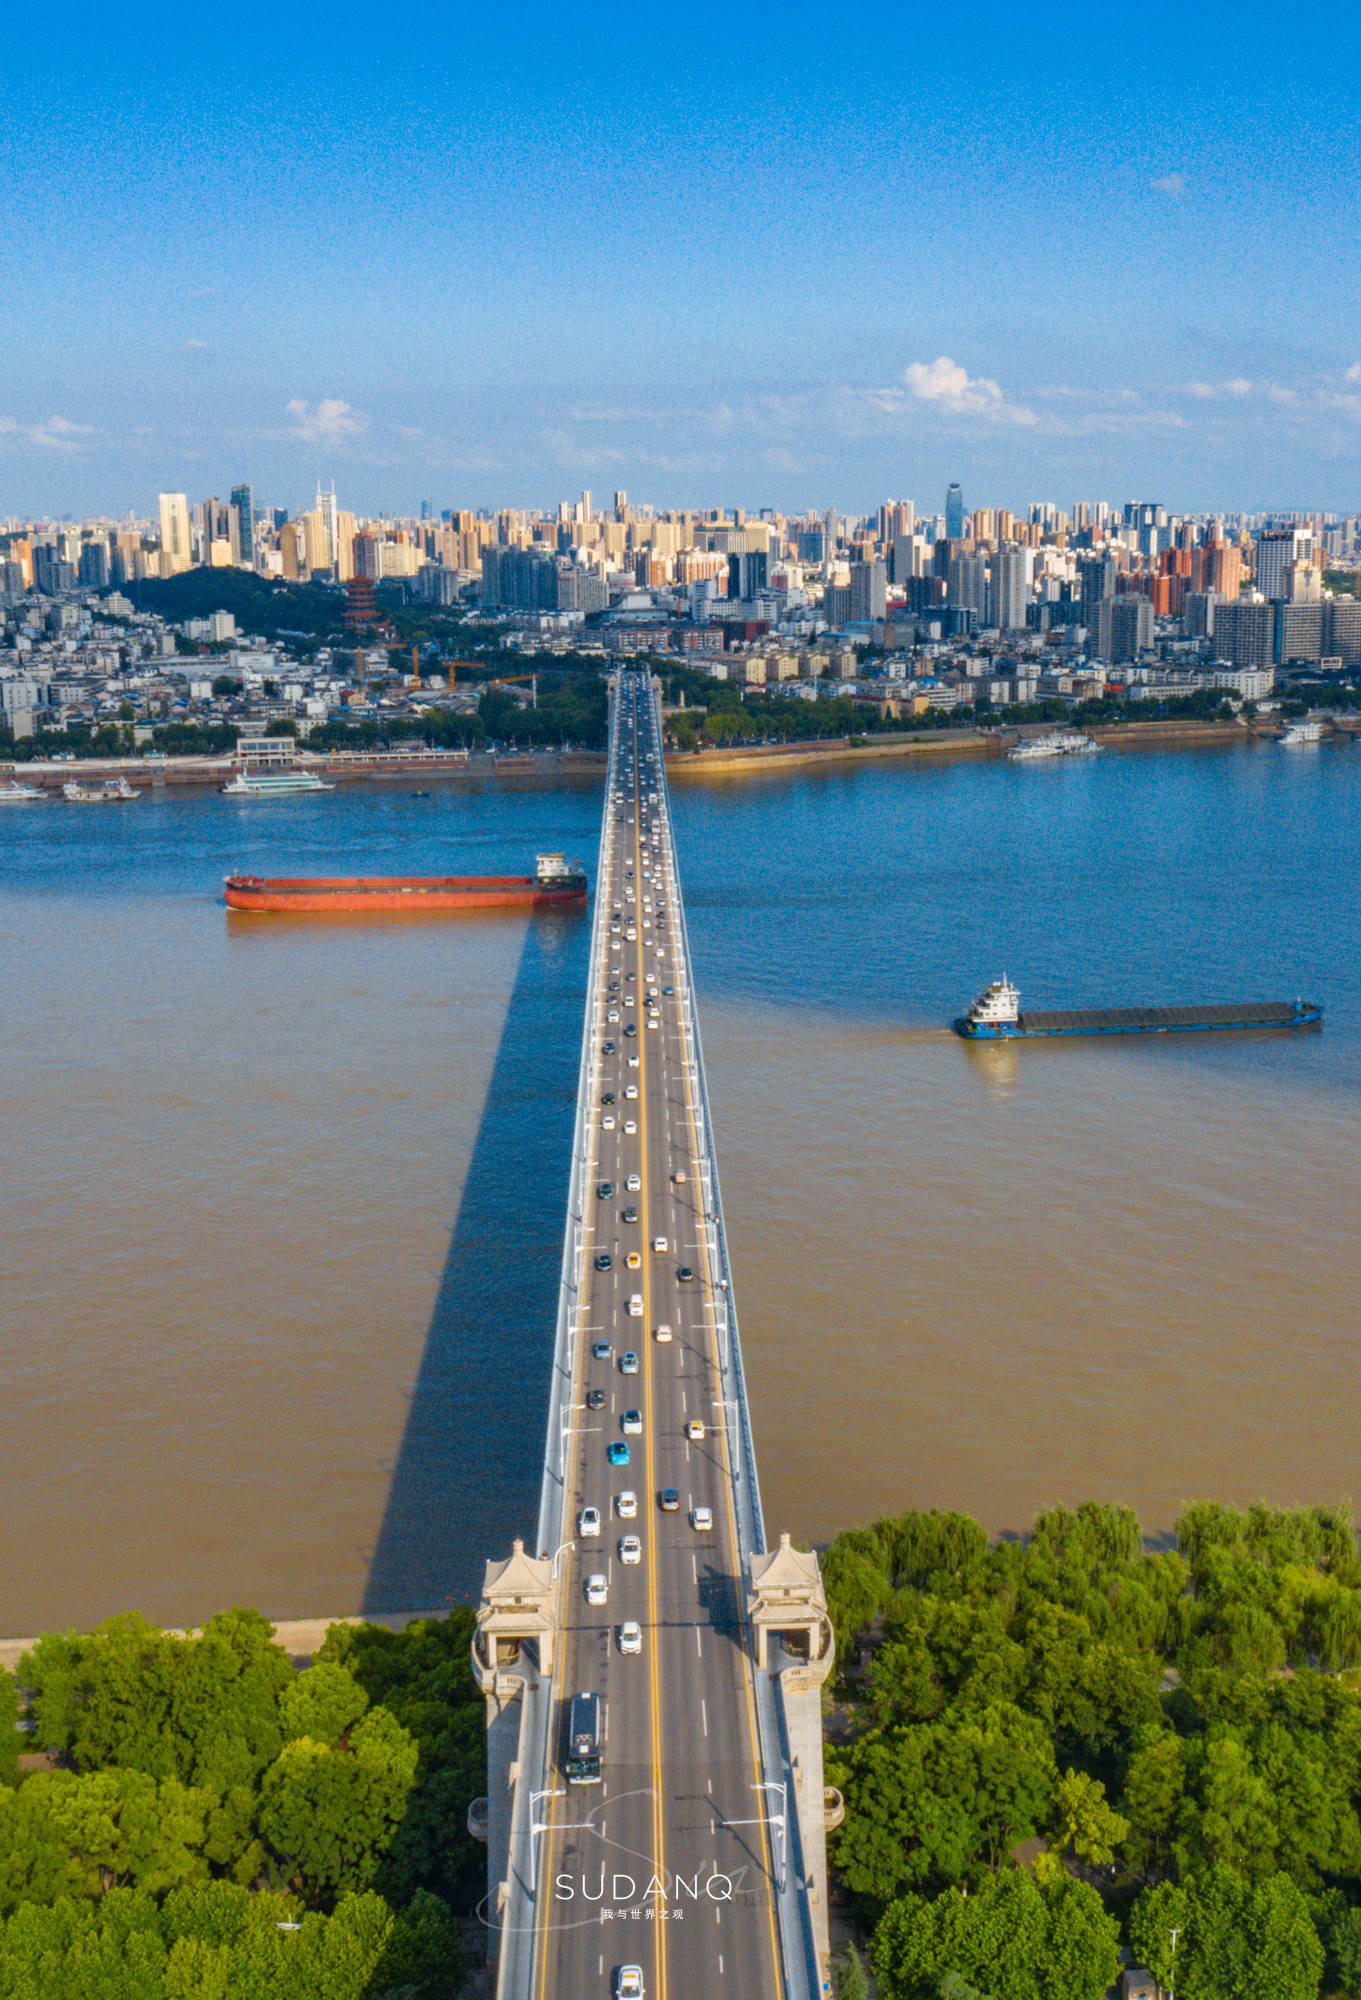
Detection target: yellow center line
<box><xmin>665</xmin><ymin>711</ymin><xmax>786</xmax><ymax>1992</ymax></box>
<box><xmin>634</xmin><ymin>701</ymin><xmax>669</xmax><ymax>2000</ymax></box>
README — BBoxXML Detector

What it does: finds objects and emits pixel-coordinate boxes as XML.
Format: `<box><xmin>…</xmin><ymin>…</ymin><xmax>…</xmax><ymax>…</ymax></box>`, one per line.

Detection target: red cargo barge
<box><xmin>224</xmin><ymin>851</ymin><xmax>587</xmax><ymax>913</ymax></box>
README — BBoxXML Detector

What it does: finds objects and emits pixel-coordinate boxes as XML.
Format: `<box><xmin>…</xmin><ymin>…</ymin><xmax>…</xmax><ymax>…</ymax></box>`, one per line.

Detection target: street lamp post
<box><xmin>529</xmin><ymin>1787</ymin><xmax>564</xmax><ymax>1897</ymax></box>
<box><xmin>550</xmin><ymin>1540</ymin><xmax>575</xmax><ymax>1580</ymax></box>
<box><xmin>724</xmin><ymin>1780</ymin><xmax>788</xmax><ymax>1894</ymax></box>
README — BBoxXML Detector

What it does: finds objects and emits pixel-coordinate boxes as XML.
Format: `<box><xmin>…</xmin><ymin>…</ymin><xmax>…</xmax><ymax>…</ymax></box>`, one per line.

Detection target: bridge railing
<box><xmin>493</xmin><ymin>683</ymin><xmax>623</xmax><ymax>2000</ymax></box>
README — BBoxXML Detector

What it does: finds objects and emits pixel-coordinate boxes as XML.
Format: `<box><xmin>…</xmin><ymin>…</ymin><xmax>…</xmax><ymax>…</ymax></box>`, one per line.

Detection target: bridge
<box><xmin>472</xmin><ymin>667</ymin><xmax>836</xmax><ymax>1999</ymax></box>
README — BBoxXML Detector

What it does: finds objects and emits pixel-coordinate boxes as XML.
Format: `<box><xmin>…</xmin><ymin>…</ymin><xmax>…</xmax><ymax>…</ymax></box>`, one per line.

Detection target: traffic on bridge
<box><xmin>475</xmin><ymin>668</ymin><xmax>833</xmax><ymax>2000</ymax></box>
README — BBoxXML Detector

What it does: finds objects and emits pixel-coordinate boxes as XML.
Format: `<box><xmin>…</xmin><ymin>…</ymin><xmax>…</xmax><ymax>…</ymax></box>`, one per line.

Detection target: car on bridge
<box><xmin>692</xmin><ymin>1505</ymin><xmax>713</xmax><ymax>1532</ymax></box>
<box><xmin>621</xmin><ymin>1204</ymin><xmax>638</xmax><ymax>1223</ymax></box>
<box><xmin>653</xmin><ymin>1322</ymin><xmax>672</xmax><ymax>1343</ymax></box>
<box><xmin>619</xmin><ymin>1536</ymin><xmax>642</xmax><ymax>1565</ymax></box>
<box><xmin>677</xmin><ymin>1265</ymin><xmax>694</xmax><ymax>1283</ymax></box>
<box><xmin>659</xmin><ymin>1488</ymin><xmax>679</xmax><ymax>1512</ymax></box>
<box><xmin>621</xmin><ymin>1410</ymin><xmax>642</xmax><ymax>1435</ymax></box>
<box><xmin>627</xmin><ymin>1294</ymin><xmax>644</xmax><ymax>1317</ymax></box>
<box><xmin>592</xmin><ymin>1340</ymin><xmax>612</xmax><ymax>1361</ymax></box>
<box><xmin>686</xmin><ymin>1420</ymin><xmax>706</xmax><ymax>1442</ymax></box>
<box><xmin>652</xmin><ymin>1236</ymin><xmax>668</xmax><ymax>1253</ymax></box>
<box><xmin>608</xmin><ymin>1442</ymin><xmax>630</xmax><ymax>1466</ymax></box>
<box><xmin>614</xmin><ymin>1970</ymin><xmax>644</xmax><ymax>2000</ymax></box>
<box><xmin>594</xmin><ymin>1253</ymin><xmax>613</xmax><ymax>1272</ymax></box>
<box><xmin>618</xmin><ymin>1621</ymin><xmax>642</xmax><ymax>1656</ymax></box>
<box><xmin>597</xmin><ymin>1182</ymin><xmax>613</xmax><ymax>1199</ymax></box>
<box><xmin>616</xmin><ymin>1490</ymin><xmax>637</xmax><ymax>1518</ymax></box>
<box><xmin>579</xmin><ymin>1506</ymin><xmax>601</xmax><ymax>1538</ymax></box>
<box><xmin>586</xmin><ymin>1389</ymin><xmax>606</xmax><ymax>1411</ymax></box>
<box><xmin>585</xmin><ymin>1573</ymin><xmax>608</xmax><ymax>1606</ymax></box>
<box><xmin>625</xmin><ymin>1251</ymin><xmax>641</xmax><ymax>1270</ymax></box>
<box><xmin>620</xmin><ymin>1350</ymin><xmax>639</xmax><ymax>1373</ymax></box>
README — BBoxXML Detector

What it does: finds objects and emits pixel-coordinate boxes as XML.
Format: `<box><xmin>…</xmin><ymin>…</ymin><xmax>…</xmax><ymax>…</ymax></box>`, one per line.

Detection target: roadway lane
<box><xmin>531</xmin><ymin>672</ymin><xmax>784</xmax><ymax>2000</ymax></box>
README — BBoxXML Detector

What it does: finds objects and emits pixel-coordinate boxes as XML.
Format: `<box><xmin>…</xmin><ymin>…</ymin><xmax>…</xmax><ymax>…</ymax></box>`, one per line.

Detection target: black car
<box><xmin>621</xmin><ymin>1205</ymin><xmax>638</xmax><ymax>1224</ymax></box>
<box><xmin>663</xmin><ymin>985</ymin><xmax>674</xmax><ymax>995</ymax></box>
<box><xmin>601</xmin><ymin>1092</ymin><xmax>616</xmax><ymax>1105</ymax></box>
<box><xmin>623</xmin><ymin>1024</ymin><xmax>638</xmax><ymax>1038</ymax></box>
<box><xmin>659</xmin><ymin>1488</ymin><xmax>680</xmax><ymax>1512</ymax></box>
<box><xmin>597</xmin><ymin>1181</ymin><xmax>613</xmax><ymax>1200</ymax></box>
<box><xmin>677</xmin><ymin>1265</ymin><xmax>694</xmax><ymax>1283</ymax></box>
<box><xmin>586</xmin><ymin>1389</ymin><xmax>607</xmax><ymax>1412</ymax></box>
<box><xmin>594</xmin><ymin>1252</ymin><xmax>613</xmax><ymax>1272</ymax></box>
<box><xmin>602</xmin><ymin>1040</ymin><xmax>616</xmax><ymax>1054</ymax></box>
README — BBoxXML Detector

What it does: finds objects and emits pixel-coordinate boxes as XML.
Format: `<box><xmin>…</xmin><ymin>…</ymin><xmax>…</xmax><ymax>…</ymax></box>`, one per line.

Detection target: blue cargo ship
<box><xmin>955</xmin><ymin>976</ymin><xmax>1323</xmax><ymax>1041</ymax></box>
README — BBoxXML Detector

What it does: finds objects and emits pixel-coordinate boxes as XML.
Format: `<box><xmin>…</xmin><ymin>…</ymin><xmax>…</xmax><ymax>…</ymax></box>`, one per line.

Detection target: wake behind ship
<box><xmin>224</xmin><ymin>851</ymin><xmax>587</xmax><ymax>913</ymax></box>
<box><xmin>956</xmin><ymin>976</ymin><xmax>1322</xmax><ymax>1040</ymax></box>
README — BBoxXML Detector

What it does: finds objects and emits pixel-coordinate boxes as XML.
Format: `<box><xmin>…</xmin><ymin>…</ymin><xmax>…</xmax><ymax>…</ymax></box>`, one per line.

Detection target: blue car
<box><xmin>608</xmin><ymin>1442</ymin><xmax>631</xmax><ymax>1466</ymax></box>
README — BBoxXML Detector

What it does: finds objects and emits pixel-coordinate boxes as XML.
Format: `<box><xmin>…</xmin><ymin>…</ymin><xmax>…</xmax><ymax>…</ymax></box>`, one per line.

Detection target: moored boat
<box><xmin>224</xmin><ymin>851</ymin><xmax>588</xmax><ymax>913</ymax></box>
<box><xmin>223</xmin><ymin>767</ymin><xmax>335</xmax><ymax>796</ymax></box>
<box><xmin>0</xmin><ymin>779</ymin><xmax>47</xmax><ymax>803</ymax></box>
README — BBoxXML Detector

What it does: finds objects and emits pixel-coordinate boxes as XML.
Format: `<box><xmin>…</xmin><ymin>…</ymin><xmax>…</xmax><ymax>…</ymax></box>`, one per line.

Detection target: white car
<box><xmin>627</xmin><ymin>1055</ymin><xmax>640</xmax><ymax>1068</ymax></box>
<box><xmin>619</xmin><ymin>1535</ymin><xmax>642</xmax><ymax>1565</ymax></box>
<box><xmin>624</xmin><ymin>1084</ymin><xmax>638</xmax><ymax>1100</ymax></box>
<box><xmin>607</xmin><ymin>1009</ymin><xmax>620</xmax><ymax>1023</ymax></box>
<box><xmin>579</xmin><ymin>1506</ymin><xmax>601</xmax><ymax>1538</ymax></box>
<box><xmin>621</xmin><ymin>1409</ymin><xmax>642</xmax><ymax>1435</ymax></box>
<box><xmin>686</xmin><ymin>1420</ymin><xmax>706</xmax><ymax>1442</ymax></box>
<box><xmin>652</xmin><ymin>1236</ymin><xmax>668</xmax><ymax>1254</ymax></box>
<box><xmin>585</xmin><ymin>1573</ymin><xmax>608</xmax><ymax>1606</ymax></box>
<box><xmin>627</xmin><ymin>1293</ymin><xmax>644</xmax><ymax>1317</ymax></box>
<box><xmin>623</xmin><ymin>1119</ymin><xmax>637</xmax><ymax>1135</ymax></box>
<box><xmin>615</xmin><ymin>1967</ymin><xmax>645</xmax><ymax>2000</ymax></box>
<box><xmin>616</xmin><ymin>1489</ymin><xmax>637</xmax><ymax>1519</ymax></box>
<box><xmin>626</xmin><ymin>1174</ymin><xmax>641</xmax><ymax>1193</ymax></box>
<box><xmin>692</xmin><ymin>1506</ymin><xmax>713</xmax><ymax>1533</ymax></box>
<box><xmin>647</xmin><ymin>1015</ymin><xmax>658</xmax><ymax>1027</ymax></box>
<box><xmin>618</xmin><ymin>1620</ymin><xmax>642</xmax><ymax>1655</ymax></box>
<box><xmin>653</xmin><ymin>1323</ymin><xmax>673</xmax><ymax>1343</ymax></box>
<box><xmin>601</xmin><ymin>1115</ymin><xmax>615</xmax><ymax>1131</ymax></box>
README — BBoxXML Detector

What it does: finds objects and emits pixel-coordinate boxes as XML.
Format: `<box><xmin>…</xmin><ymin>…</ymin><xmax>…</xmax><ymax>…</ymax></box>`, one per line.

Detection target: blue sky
<box><xmin>4</xmin><ymin>0</ymin><xmax>1361</xmax><ymax>519</ymax></box>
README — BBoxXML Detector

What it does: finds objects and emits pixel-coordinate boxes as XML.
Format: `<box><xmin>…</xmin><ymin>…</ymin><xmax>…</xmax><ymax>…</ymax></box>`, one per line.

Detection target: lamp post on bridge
<box><xmin>529</xmin><ymin>1787</ymin><xmax>564</xmax><ymax>1897</ymax></box>
<box><xmin>723</xmin><ymin>1780</ymin><xmax>788</xmax><ymax>1895</ymax></box>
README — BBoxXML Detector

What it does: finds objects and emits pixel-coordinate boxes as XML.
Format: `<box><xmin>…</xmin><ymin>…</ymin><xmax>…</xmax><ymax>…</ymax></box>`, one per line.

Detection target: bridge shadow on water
<box><xmin>362</xmin><ymin>907</ymin><xmax>591</xmax><ymax>1615</ymax></box>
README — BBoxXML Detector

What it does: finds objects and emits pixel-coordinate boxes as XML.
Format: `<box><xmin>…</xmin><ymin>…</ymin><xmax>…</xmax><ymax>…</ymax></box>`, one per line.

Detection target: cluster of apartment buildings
<box><xmin>2</xmin><ymin>486</ymin><xmax>1359</xmax><ymax>739</ymax></box>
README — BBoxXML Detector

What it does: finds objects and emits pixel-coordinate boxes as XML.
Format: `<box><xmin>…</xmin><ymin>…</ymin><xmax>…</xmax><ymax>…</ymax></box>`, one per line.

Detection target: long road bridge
<box><xmin>472</xmin><ymin>668</ymin><xmax>837</xmax><ymax>2000</ymax></box>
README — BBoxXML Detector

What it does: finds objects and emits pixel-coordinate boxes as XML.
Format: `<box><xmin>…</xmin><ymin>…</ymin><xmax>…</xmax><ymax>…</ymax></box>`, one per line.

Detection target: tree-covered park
<box><xmin>0</xmin><ymin>1607</ymin><xmax>485</xmax><ymax>1996</ymax></box>
<box><xmin>823</xmin><ymin>1500</ymin><xmax>1361</xmax><ymax>2000</ymax></box>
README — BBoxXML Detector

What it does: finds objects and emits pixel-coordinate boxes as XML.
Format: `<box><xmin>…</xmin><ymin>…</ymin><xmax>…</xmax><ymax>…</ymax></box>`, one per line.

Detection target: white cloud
<box><xmin>1151</xmin><ymin>172</ymin><xmax>1186</xmax><ymax>198</ymax></box>
<box><xmin>184</xmin><ymin>339</ymin><xmax>209</xmax><ymax>353</ymax></box>
<box><xmin>899</xmin><ymin>355</ymin><xmax>1036</xmax><ymax>425</ymax></box>
<box><xmin>285</xmin><ymin>397</ymin><xmax>367</xmax><ymax>444</ymax></box>
<box><xmin>1346</xmin><ymin>363</ymin><xmax>1361</xmax><ymax>385</ymax></box>
<box><xmin>0</xmin><ymin>413</ymin><xmax>93</xmax><ymax>452</ymax></box>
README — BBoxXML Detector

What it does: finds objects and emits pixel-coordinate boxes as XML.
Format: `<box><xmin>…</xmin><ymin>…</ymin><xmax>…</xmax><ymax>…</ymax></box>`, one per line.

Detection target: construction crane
<box><xmin>488</xmin><ymin>673</ymin><xmax>538</xmax><ymax>709</ymax></box>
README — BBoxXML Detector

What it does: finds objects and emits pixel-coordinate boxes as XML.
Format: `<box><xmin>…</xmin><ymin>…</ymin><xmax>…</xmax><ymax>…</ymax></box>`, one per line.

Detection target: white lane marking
<box><xmin>691</xmin><ymin>1552</ymin><xmax>698</xmax><ymax>1585</ymax></box>
<box><xmin>695</xmin><ymin>1627</ymin><xmax>703</xmax><ymax>1658</ymax></box>
<box><xmin>701</xmin><ymin>1698</ymin><xmax>708</xmax><ymax>1738</ymax></box>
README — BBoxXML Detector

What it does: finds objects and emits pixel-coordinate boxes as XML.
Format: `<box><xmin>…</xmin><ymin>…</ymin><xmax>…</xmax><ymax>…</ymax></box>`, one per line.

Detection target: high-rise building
<box><xmin>849</xmin><ymin>559</ymin><xmax>887</xmax><ymax>623</ymax></box>
<box><xmin>1325</xmin><ymin>596</ymin><xmax>1361</xmax><ymax>667</ymax></box>
<box><xmin>945</xmin><ymin>483</ymin><xmax>965</xmax><ymax>540</ymax></box>
<box><xmin>1091</xmin><ymin>597</ymin><xmax>1152</xmax><ymax>663</ymax></box>
<box><xmin>727</xmin><ymin>551</ymin><xmax>768</xmax><ymax>601</ymax></box>
<box><xmin>419</xmin><ymin>499</ymin><xmax>433</xmax><ymax>521</ymax></box>
<box><xmin>78</xmin><ymin>540</ymin><xmax>110</xmax><ymax>590</ymax></box>
<box><xmin>991</xmin><ymin>545</ymin><xmax>1031</xmax><ymax>630</ymax></box>
<box><xmin>947</xmin><ymin>550</ymin><xmax>987</xmax><ymax>620</ymax></box>
<box><xmin>1254</xmin><ymin>527</ymin><xmax>1313</xmax><ymax>601</ymax></box>
<box><xmin>158</xmin><ymin>492</ymin><xmax>193</xmax><ymax>573</ymax></box>
<box><xmin>203</xmin><ymin>497</ymin><xmax>231</xmax><ymax>551</ymax></box>
<box><xmin>229</xmin><ymin>484</ymin><xmax>255</xmax><ymax>569</ymax></box>
<box><xmin>317</xmin><ymin>484</ymin><xmax>339</xmax><ymax>573</ymax></box>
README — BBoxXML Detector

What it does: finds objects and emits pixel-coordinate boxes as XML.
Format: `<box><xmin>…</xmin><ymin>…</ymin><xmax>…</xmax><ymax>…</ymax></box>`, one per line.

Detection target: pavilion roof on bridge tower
<box><xmin>747</xmin><ymin>1532</ymin><xmax>835</xmax><ymax>1679</ymax></box>
<box><xmin>474</xmin><ymin>1540</ymin><xmax>557</xmax><ymax>1693</ymax></box>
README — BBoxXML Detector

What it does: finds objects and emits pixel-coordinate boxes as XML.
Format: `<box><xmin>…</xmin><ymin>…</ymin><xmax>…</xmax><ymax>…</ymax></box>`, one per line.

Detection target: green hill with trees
<box><xmin>824</xmin><ymin>1500</ymin><xmax>1361</xmax><ymax>2000</ymax></box>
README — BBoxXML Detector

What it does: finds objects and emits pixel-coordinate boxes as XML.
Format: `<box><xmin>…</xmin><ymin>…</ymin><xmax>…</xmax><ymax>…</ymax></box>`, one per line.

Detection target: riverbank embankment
<box><xmin>0</xmin><ymin>1607</ymin><xmax>444</xmax><ymax>1677</ymax></box>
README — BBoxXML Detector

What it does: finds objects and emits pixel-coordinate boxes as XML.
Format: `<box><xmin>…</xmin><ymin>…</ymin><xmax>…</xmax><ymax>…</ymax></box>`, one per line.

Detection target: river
<box><xmin>1</xmin><ymin>737</ymin><xmax>1357</xmax><ymax>1633</ymax></box>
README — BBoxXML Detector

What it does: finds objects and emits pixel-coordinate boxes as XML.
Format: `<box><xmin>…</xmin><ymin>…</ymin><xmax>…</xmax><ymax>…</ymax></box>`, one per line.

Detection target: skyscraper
<box><xmin>229</xmin><ymin>485</ymin><xmax>255</xmax><ymax>569</ymax></box>
<box><xmin>991</xmin><ymin>546</ymin><xmax>1032</xmax><ymax>630</ymax></box>
<box><xmin>849</xmin><ymin>559</ymin><xmax>887</xmax><ymax>622</ymax></box>
<box><xmin>158</xmin><ymin>493</ymin><xmax>192</xmax><ymax>573</ymax></box>
<box><xmin>945</xmin><ymin>483</ymin><xmax>965</xmax><ymax>540</ymax></box>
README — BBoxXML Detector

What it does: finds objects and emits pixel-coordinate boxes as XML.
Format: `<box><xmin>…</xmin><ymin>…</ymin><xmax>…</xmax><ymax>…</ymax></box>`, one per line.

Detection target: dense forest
<box><xmin>0</xmin><ymin>1608</ymin><xmax>484</xmax><ymax>1996</ymax></box>
<box><xmin>823</xmin><ymin>1501</ymin><xmax>1361</xmax><ymax>2000</ymax></box>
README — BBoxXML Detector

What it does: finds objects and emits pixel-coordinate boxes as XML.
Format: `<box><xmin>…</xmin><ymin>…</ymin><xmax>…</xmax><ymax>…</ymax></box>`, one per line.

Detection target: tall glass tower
<box><xmin>945</xmin><ymin>482</ymin><xmax>965</xmax><ymax>540</ymax></box>
<box><xmin>229</xmin><ymin>484</ymin><xmax>256</xmax><ymax>568</ymax></box>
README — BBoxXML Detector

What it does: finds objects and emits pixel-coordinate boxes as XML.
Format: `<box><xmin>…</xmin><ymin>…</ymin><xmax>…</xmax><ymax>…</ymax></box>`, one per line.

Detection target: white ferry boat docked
<box><xmin>0</xmin><ymin>779</ymin><xmax>47</xmax><ymax>803</ymax></box>
<box><xmin>222</xmin><ymin>768</ymin><xmax>335</xmax><ymax>796</ymax></box>
<box><xmin>1007</xmin><ymin>730</ymin><xmax>1102</xmax><ymax>762</ymax></box>
<box><xmin>1278</xmin><ymin>719</ymin><xmax>1324</xmax><ymax>747</ymax></box>
<box><xmin>63</xmin><ymin>778</ymin><xmax>140</xmax><ymax>803</ymax></box>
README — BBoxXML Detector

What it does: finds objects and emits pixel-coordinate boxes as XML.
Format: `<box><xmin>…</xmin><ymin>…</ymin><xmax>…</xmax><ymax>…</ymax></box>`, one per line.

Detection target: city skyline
<box><xmin>4</xmin><ymin>1</ymin><xmax>1361</xmax><ymax>515</ymax></box>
